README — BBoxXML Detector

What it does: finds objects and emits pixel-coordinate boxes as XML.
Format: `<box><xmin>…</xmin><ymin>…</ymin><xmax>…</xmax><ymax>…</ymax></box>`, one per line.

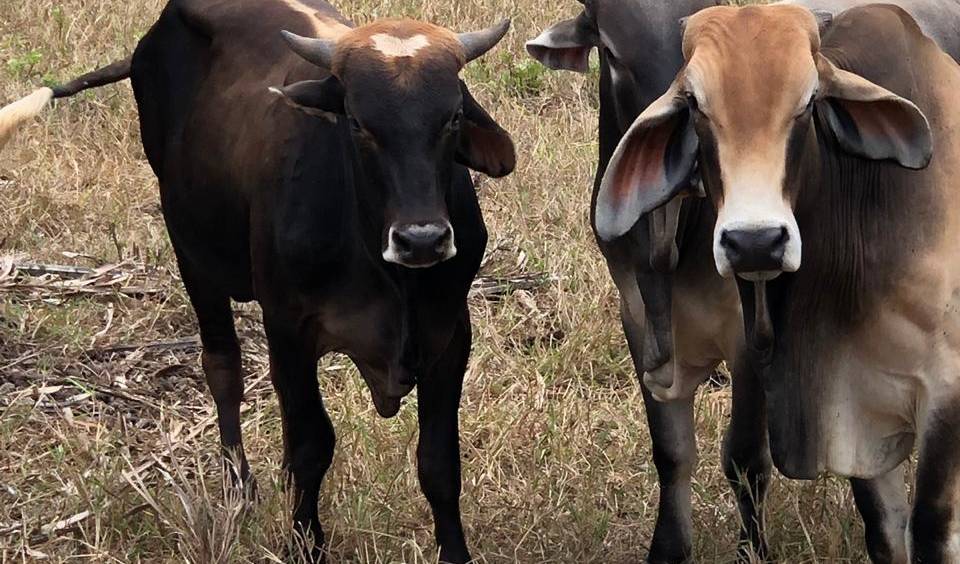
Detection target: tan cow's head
<box><xmin>596</xmin><ymin>5</ymin><xmax>932</xmax><ymax>280</ymax></box>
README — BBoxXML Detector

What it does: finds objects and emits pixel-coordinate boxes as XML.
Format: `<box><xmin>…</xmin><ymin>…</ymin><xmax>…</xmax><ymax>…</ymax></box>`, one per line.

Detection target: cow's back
<box><xmin>131</xmin><ymin>0</ymin><xmax>350</xmax><ymax>298</ymax></box>
<box><xmin>782</xmin><ymin>0</ymin><xmax>960</xmax><ymax>60</ymax></box>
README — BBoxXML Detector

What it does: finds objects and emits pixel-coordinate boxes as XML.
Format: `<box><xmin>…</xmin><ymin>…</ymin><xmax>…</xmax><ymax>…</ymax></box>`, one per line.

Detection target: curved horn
<box><xmin>458</xmin><ymin>19</ymin><xmax>511</xmax><ymax>63</ymax></box>
<box><xmin>281</xmin><ymin>30</ymin><xmax>337</xmax><ymax>69</ymax></box>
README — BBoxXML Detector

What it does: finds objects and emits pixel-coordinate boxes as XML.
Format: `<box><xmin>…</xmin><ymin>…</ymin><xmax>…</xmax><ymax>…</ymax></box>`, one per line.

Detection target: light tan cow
<box><xmin>598</xmin><ymin>4</ymin><xmax>960</xmax><ymax>561</ymax></box>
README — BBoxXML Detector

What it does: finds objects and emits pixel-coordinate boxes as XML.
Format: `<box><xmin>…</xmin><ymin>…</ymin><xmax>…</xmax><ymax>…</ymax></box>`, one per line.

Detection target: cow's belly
<box><xmin>816</xmin><ymin>280</ymin><xmax>960</xmax><ymax>478</ymax></box>
<box><xmin>160</xmin><ymin>180</ymin><xmax>255</xmax><ymax>299</ymax></box>
<box><xmin>816</xmin><ymin>350</ymin><xmax>919</xmax><ymax>478</ymax></box>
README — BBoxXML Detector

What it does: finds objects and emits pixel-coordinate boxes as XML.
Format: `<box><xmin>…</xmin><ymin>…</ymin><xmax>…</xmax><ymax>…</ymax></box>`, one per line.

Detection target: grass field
<box><xmin>1</xmin><ymin>0</ymin><xmax>878</xmax><ymax>562</ymax></box>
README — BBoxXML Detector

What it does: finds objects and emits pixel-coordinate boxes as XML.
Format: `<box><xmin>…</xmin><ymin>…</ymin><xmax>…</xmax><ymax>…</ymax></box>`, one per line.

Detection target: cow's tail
<box><xmin>0</xmin><ymin>56</ymin><xmax>131</xmax><ymax>152</ymax></box>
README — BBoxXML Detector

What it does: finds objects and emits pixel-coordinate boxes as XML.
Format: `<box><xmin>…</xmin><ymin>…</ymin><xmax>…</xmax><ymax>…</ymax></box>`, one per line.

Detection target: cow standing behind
<box><xmin>598</xmin><ymin>3</ymin><xmax>960</xmax><ymax>561</ymax></box>
<box><xmin>0</xmin><ymin>0</ymin><xmax>515</xmax><ymax>561</ymax></box>
<box><xmin>527</xmin><ymin>2</ymin><xmax>762</xmax><ymax>561</ymax></box>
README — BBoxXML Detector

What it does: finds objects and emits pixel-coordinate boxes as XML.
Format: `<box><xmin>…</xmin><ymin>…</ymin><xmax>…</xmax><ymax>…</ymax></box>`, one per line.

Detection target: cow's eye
<box><xmin>348</xmin><ymin>115</ymin><xmax>363</xmax><ymax>132</ymax></box>
<box><xmin>797</xmin><ymin>92</ymin><xmax>817</xmax><ymax>120</ymax></box>
<box><xmin>685</xmin><ymin>92</ymin><xmax>703</xmax><ymax>116</ymax></box>
<box><xmin>449</xmin><ymin>110</ymin><xmax>463</xmax><ymax>130</ymax></box>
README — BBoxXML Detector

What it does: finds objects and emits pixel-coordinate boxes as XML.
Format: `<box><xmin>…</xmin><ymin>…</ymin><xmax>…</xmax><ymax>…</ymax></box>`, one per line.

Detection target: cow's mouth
<box><xmin>737</xmin><ymin>270</ymin><xmax>782</xmax><ymax>282</ymax></box>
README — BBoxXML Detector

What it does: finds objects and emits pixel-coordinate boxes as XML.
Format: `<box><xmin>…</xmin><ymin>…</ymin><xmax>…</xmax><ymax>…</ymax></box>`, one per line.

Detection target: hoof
<box><xmin>647</xmin><ymin>547</ymin><xmax>693</xmax><ymax>564</ymax></box>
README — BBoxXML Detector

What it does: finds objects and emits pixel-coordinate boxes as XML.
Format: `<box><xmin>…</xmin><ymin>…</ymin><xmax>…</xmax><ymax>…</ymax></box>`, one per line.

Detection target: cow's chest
<box><xmin>294</xmin><ymin>253</ymin><xmax>474</xmax><ymax>417</ymax></box>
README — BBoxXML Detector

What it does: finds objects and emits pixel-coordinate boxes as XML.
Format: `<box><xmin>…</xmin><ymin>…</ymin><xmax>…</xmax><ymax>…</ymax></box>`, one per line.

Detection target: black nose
<box><xmin>389</xmin><ymin>223</ymin><xmax>453</xmax><ymax>266</ymax></box>
<box><xmin>721</xmin><ymin>227</ymin><xmax>788</xmax><ymax>273</ymax></box>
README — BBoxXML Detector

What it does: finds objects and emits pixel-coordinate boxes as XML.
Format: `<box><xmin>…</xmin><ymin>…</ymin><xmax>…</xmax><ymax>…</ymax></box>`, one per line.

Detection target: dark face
<box><xmin>276</xmin><ymin>19</ymin><xmax>516</xmax><ymax>269</ymax></box>
<box><xmin>527</xmin><ymin>0</ymin><xmax>718</xmax><ymax>131</ymax></box>
<box><xmin>339</xmin><ymin>58</ymin><xmax>464</xmax><ymax>268</ymax></box>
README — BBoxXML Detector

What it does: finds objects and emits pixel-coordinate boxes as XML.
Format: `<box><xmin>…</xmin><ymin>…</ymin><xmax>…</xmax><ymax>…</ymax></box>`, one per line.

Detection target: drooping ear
<box><xmin>457</xmin><ymin>81</ymin><xmax>516</xmax><ymax>178</ymax></box>
<box><xmin>817</xmin><ymin>55</ymin><xmax>932</xmax><ymax>169</ymax></box>
<box><xmin>269</xmin><ymin>77</ymin><xmax>345</xmax><ymax>119</ymax></box>
<box><xmin>596</xmin><ymin>81</ymin><xmax>699</xmax><ymax>241</ymax></box>
<box><xmin>525</xmin><ymin>10</ymin><xmax>598</xmax><ymax>73</ymax></box>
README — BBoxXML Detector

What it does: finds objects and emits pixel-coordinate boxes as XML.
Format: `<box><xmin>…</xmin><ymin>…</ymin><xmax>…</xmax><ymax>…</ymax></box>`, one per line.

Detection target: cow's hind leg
<box><xmin>723</xmin><ymin>352</ymin><xmax>772</xmax><ymax>561</ymax></box>
<box><xmin>908</xmin><ymin>405</ymin><xmax>960</xmax><ymax>564</ymax></box>
<box><xmin>850</xmin><ymin>464</ymin><xmax>908</xmax><ymax>564</ymax></box>
<box><xmin>179</xmin><ymin>259</ymin><xmax>254</xmax><ymax>496</ymax></box>
<box><xmin>264</xmin><ymin>317</ymin><xmax>334</xmax><ymax>563</ymax></box>
<box><xmin>416</xmin><ymin>313</ymin><xmax>471</xmax><ymax>564</ymax></box>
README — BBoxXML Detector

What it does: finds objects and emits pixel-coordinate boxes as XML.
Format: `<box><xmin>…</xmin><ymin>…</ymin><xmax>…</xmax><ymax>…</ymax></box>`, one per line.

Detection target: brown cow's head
<box><xmin>596</xmin><ymin>5</ymin><xmax>932</xmax><ymax>281</ymax></box>
<box><xmin>273</xmin><ymin>18</ymin><xmax>515</xmax><ymax>269</ymax></box>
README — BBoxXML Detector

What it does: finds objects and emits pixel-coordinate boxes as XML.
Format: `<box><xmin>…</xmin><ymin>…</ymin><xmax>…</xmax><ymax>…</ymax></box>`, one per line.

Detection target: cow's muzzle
<box><xmin>721</xmin><ymin>226</ymin><xmax>787</xmax><ymax>277</ymax></box>
<box><xmin>714</xmin><ymin>220</ymin><xmax>801</xmax><ymax>280</ymax></box>
<box><xmin>383</xmin><ymin>221</ymin><xmax>457</xmax><ymax>268</ymax></box>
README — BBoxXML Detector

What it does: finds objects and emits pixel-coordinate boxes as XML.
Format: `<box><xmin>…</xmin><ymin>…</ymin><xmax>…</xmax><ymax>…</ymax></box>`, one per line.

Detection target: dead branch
<box><xmin>469</xmin><ymin>273</ymin><xmax>556</xmax><ymax>300</ymax></box>
<box><xmin>90</xmin><ymin>336</ymin><xmax>201</xmax><ymax>356</ymax></box>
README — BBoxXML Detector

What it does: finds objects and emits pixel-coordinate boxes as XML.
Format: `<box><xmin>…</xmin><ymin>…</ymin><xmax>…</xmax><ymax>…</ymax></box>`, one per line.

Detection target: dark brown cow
<box><xmin>598</xmin><ymin>4</ymin><xmax>960</xmax><ymax>561</ymax></box>
<box><xmin>0</xmin><ymin>0</ymin><xmax>515</xmax><ymax>561</ymax></box>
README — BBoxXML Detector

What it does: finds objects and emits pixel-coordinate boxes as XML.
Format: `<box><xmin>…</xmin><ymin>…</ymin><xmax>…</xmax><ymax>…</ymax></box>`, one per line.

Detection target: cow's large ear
<box><xmin>525</xmin><ymin>10</ymin><xmax>598</xmax><ymax>73</ymax></box>
<box><xmin>817</xmin><ymin>55</ymin><xmax>932</xmax><ymax>169</ymax></box>
<box><xmin>457</xmin><ymin>81</ymin><xmax>515</xmax><ymax>178</ymax></box>
<box><xmin>596</xmin><ymin>81</ymin><xmax>699</xmax><ymax>241</ymax></box>
<box><xmin>269</xmin><ymin>77</ymin><xmax>345</xmax><ymax>119</ymax></box>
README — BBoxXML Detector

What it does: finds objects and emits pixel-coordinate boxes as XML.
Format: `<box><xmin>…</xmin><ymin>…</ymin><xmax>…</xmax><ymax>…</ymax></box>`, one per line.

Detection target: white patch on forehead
<box><xmin>370</xmin><ymin>33</ymin><xmax>431</xmax><ymax>58</ymax></box>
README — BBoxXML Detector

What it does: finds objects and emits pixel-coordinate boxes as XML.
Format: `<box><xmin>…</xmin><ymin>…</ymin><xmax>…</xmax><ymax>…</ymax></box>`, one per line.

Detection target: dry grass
<box><xmin>1</xmin><ymin>0</ymin><xmax>871</xmax><ymax>562</ymax></box>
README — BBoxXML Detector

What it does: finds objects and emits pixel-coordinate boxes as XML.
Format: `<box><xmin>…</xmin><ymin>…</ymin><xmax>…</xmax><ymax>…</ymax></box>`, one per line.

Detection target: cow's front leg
<box><xmin>908</xmin><ymin>406</ymin><xmax>960</xmax><ymax>563</ymax></box>
<box><xmin>416</xmin><ymin>317</ymin><xmax>471</xmax><ymax>564</ymax></box>
<box><xmin>850</xmin><ymin>463</ymin><xmax>909</xmax><ymax>564</ymax></box>
<box><xmin>723</xmin><ymin>352</ymin><xmax>772</xmax><ymax>561</ymax></box>
<box><xmin>642</xmin><ymin>386</ymin><xmax>698</xmax><ymax>563</ymax></box>
<box><xmin>264</xmin><ymin>316</ymin><xmax>335</xmax><ymax>563</ymax></box>
<box><xmin>623</xmin><ymin>309</ymin><xmax>697</xmax><ymax>563</ymax></box>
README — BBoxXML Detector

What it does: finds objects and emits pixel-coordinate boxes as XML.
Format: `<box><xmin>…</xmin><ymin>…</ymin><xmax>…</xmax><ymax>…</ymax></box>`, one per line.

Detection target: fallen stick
<box><xmin>91</xmin><ymin>336</ymin><xmax>201</xmax><ymax>355</ymax></box>
<box><xmin>9</xmin><ymin>262</ymin><xmax>96</xmax><ymax>279</ymax></box>
<box><xmin>0</xmin><ymin>510</ymin><xmax>91</xmax><ymax>540</ymax></box>
<box><xmin>469</xmin><ymin>273</ymin><xmax>556</xmax><ymax>300</ymax></box>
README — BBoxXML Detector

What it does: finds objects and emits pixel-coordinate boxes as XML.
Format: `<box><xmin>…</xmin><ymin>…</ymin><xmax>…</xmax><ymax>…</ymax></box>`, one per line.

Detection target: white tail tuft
<box><xmin>0</xmin><ymin>87</ymin><xmax>54</xmax><ymax>153</ymax></box>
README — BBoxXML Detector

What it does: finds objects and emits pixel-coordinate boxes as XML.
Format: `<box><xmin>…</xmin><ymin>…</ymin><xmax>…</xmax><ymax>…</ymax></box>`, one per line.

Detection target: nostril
<box><xmin>436</xmin><ymin>225</ymin><xmax>452</xmax><ymax>249</ymax></box>
<box><xmin>720</xmin><ymin>229</ymin><xmax>739</xmax><ymax>253</ymax></box>
<box><xmin>391</xmin><ymin>223</ymin><xmax>450</xmax><ymax>253</ymax></box>
<box><xmin>720</xmin><ymin>226</ymin><xmax>790</xmax><ymax>273</ymax></box>
<box><xmin>774</xmin><ymin>226</ymin><xmax>788</xmax><ymax>248</ymax></box>
<box><xmin>391</xmin><ymin>229</ymin><xmax>414</xmax><ymax>252</ymax></box>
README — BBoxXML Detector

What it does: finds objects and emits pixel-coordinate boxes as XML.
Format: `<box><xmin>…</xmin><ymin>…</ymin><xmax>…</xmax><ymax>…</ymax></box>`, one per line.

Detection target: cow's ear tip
<box><xmin>495</xmin><ymin>143</ymin><xmax>517</xmax><ymax>177</ymax></box>
<box><xmin>905</xmin><ymin>147</ymin><xmax>933</xmax><ymax>170</ymax></box>
<box><xmin>594</xmin><ymin>194</ymin><xmax>636</xmax><ymax>242</ymax></box>
<box><xmin>594</xmin><ymin>215</ymin><xmax>629</xmax><ymax>242</ymax></box>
